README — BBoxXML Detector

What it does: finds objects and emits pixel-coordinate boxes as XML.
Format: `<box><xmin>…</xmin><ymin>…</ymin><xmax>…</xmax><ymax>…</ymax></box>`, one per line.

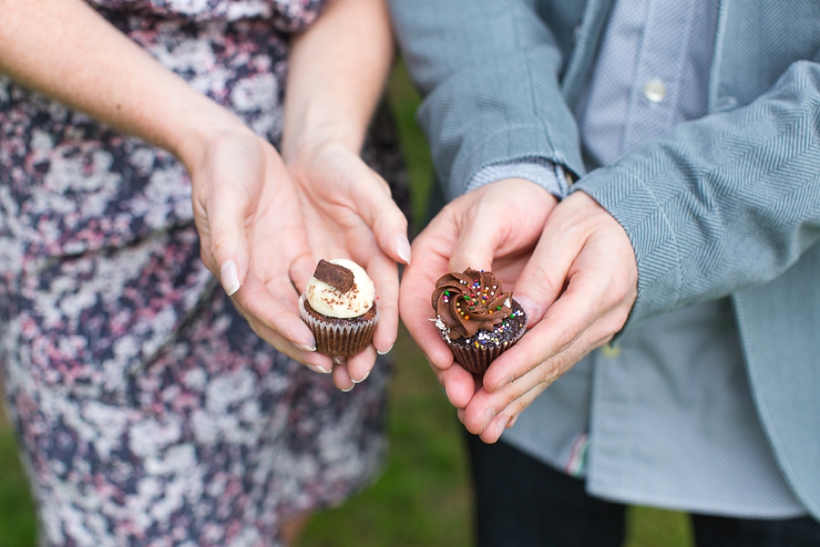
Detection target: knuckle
<box><xmin>500</xmin><ymin>385</ymin><xmax>520</xmax><ymax>407</ymax></box>
<box><xmin>199</xmin><ymin>248</ymin><xmax>217</xmax><ymax>274</ymax></box>
<box><xmin>378</xmin><ymin>210</ymin><xmax>408</xmax><ymax>234</ymax></box>
<box><xmin>506</xmin><ymin>397</ymin><xmax>530</xmax><ymax>419</ymax></box>
<box><xmin>535</xmin><ymin>362</ymin><xmax>551</xmax><ymax>385</ymax></box>
<box><xmin>611</xmin><ymin>307</ymin><xmax>632</xmax><ymax>331</ymax></box>
<box><xmin>393</xmin><ymin>212</ymin><xmax>409</xmax><ymax>232</ymax></box>
<box><xmin>265</xmin><ymin>306</ymin><xmax>292</xmax><ymax>336</ymax></box>
<box><xmin>555</xmin><ymin>322</ymin><xmax>580</xmax><ymax>354</ymax></box>
<box><xmin>528</xmin><ymin>262</ymin><xmax>565</xmax><ymax>295</ymax></box>
<box><xmin>597</xmin><ymin>334</ymin><xmax>615</xmax><ymax>349</ymax></box>
<box><xmin>209</xmin><ymin>231</ymin><xmax>234</xmax><ymax>259</ymax></box>
<box><xmin>610</xmin><ymin>275</ymin><xmax>635</xmax><ymax>302</ymax></box>
<box><xmin>595</xmin><ymin>308</ymin><xmax>630</xmax><ymax>340</ymax></box>
<box><xmin>373</xmin><ymin>173</ymin><xmax>392</xmax><ymax>196</ymax></box>
<box><xmin>536</xmin><ymin>359</ymin><xmax>561</xmax><ymax>385</ymax></box>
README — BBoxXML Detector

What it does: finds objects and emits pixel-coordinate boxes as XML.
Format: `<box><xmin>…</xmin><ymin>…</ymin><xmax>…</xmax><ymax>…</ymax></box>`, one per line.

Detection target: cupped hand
<box><xmin>399</xmin><ymin>179</ymin><xmax>558</xmax><ymax>409</ymax></box>
<box><xmin>186</xmin><ymin>128</ymin><xmax>335</xmax><ymax>374</ymax></box>
<box><xmin>288</xmin><ymin>139</ymin><xmax>411</xmax><ymax>390</ymax></box>
<box><xmin>462</xmin><ymin>190</ymin><xmax>638</xmax><ymax>443</ymax></box>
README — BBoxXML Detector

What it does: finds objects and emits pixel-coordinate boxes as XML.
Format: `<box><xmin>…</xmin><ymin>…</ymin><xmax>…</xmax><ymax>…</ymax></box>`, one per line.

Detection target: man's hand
<box><xmin>462</xmin><ymin>191</ymin><xmax>638</xmax><ymax>443</ymax></box>
<box><xmin>289</xmin><ymin>139</ymin><xmax>411</xmax><ymax>390</ymax></box>
<box><xmin>399</xmin><ymin>179</ymin><xmax>558</xmax><ymax>409</ymax></box>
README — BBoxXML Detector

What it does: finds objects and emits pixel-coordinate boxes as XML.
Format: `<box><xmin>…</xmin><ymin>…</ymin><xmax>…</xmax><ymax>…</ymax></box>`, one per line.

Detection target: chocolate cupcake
<box><xmin>299</xmin><ymin>258</ymin><xmax>379</xmax><ymax>356</ymax></box>
<box><xmin>431</xmin><ymin>268</ymin><xmax>527</xmax><ymax>374</ymax></box>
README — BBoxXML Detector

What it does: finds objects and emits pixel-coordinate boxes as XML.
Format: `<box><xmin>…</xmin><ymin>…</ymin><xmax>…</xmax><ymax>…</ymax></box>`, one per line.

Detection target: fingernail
<box><xmin>297</xmin><ymin>342</ymin><xmax>317</xmax><ymax>352</ymax></box>
<box><xmin>507</xmin><ymin>415</ymin><xmax>519</xmax><ymax>429</ymax></box>
<box><xmin>351</xmin><ymin>369</ymin><xmax>371</xmax><ymax>384</ymax></box>
<box><xmin>495</xmin><ymin>417</ymin><xmax>509</xmax><ymax>440</ymax></box>
<box><xmin>513</xmin><ymin>295</ymin><xmax>538</xmax><ymax>326</ymax></box>
<box><xmin>307</xmin><ymin>364</ymin><xmax>331</xmax><ymax>374</ymax></box>
<box><xmin>332</xmin><ymin>356</ymin><xmax>347</xmax><ymax>365</ymax></box>
<box><xmin>220</xmin><ymin>260</ymin><xmax>241</xmax><ymax>296</ymax></box>
<box><xmin>396</xmin><ymin>234</ymin><xmax>412</xmax><ymax>264</ymax></box>
<box><xmin>457</xmin><ymin>409</ymin><xmax>465</xmax><ymax>424</ymax></box>
<box><xmin>376</xmin><ymin>344</ymin><xmax>394</xmax><ymax>356</ymax></box>
<box><xmin>340</xmin><ymin>384</ymin><xmax>354</xmax><ymax>393</ymax></box>
<box><xmin>480</xmin><ymin>408</ymin><xmax>496</xmax><ymax>433</ymax></box>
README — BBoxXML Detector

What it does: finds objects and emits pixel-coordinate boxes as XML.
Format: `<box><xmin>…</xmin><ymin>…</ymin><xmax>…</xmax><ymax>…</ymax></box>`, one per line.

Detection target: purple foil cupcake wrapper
<box><xmin>441</xmin><ymin>328</ymin><xmax>525</xmax><ymax>375</ymax></box>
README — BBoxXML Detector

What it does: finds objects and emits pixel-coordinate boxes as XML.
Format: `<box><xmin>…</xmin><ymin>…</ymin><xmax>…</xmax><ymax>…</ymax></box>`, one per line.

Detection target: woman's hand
<box><xmin>288</xmin><ymin>137</ymin><xmax>410</xmax><ymax>390</ymax></box>
<box><xmin>278</xmin><ymin>0</ymin><xmax>401</xmax><ymax>389</ymax></box>
<box><xmin>183</xmin><ymin>127</ymin><xmax>336</xmax><ymax>374</ymax></box>
<box><xmin>0</xmin><ymin>0</ymin><xmax>336</xmax><ymax>373</ymax></box>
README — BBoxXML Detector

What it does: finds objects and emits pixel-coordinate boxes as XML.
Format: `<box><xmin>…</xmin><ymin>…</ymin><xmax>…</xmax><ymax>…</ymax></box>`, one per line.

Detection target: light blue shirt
<box><xmin>481</xmin><ymin>0</ymin><xmax>807</xmax><ymax>517</ymax></box>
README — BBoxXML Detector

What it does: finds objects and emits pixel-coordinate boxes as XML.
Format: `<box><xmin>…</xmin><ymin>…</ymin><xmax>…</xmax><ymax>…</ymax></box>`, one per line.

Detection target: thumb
<box><xmin>512</xmin><ymin>200</ymin><xmax>584</xmax><ymax>327</ymax></box>
<box><xmin>207</xmin><ymin>181</ymin><xmax>251</xmax><ymax>297</ymax></box>
<box><xmin>352</xmin><ymin>170</ymin><xmax>411</xmax><ymax>265</ymax></box>
<box><xmin>448</xmin><ymin>206</ymin><xmax>503</xmax><ymax>274</ymax></box>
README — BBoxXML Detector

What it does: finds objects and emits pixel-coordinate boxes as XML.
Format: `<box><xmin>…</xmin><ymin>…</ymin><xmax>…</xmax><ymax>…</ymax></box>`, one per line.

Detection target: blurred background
<box><xmin>0</xmin><ymin>62</ymin><xmax>694</xmax><ymax>547</ymax></box>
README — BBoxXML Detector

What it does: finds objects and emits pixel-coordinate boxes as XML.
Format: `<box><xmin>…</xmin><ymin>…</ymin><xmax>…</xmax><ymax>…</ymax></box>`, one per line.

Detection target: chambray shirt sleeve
<box><xmin>388</xmin><ymin>0</ymin><xmax>583</xmax><ymax>201</ymax></box>
<box><xmin>466</xmin><ymin>159</ymin><xmax>571</xmax><ymax>198</ymax></box>
<box><xmin>575</xmin><ymin>60</ymin><xmax>820</xmax><ymax>331</ymax></box>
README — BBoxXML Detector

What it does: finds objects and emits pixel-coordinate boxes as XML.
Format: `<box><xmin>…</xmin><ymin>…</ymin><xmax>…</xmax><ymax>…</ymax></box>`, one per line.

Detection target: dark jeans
<box><xmin>466</xmin><ymin>433</ymin><xmax>820</xmax><ymax>547</ymax></box>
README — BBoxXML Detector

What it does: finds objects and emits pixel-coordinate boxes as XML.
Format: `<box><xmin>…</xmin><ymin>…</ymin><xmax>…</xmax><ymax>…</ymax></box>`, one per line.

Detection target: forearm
<box><xmin>576</xmin><ymin>60</ymin><xmax>820</xmax><ymax>327</ymax></box>
<box><xmin>280</xmin><ymin>0</ymin><xmax>394</xmax><ymax>161</ymax></box>
<box><xmin>0</xmin><ymin>0</ymin><xmax>246</xmax><ymax>168</ymax></box>
<box><xmin>389</xmin><ymin>0</ymin><xmax>583</xmax><ymax>200</ymax></box>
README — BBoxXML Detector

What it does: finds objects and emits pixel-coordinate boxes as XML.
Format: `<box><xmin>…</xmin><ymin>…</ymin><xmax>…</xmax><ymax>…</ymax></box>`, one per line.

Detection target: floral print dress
<box><xmin>0</xmin><ymin>1</ymin><xmax>407</xmax><ymax>545</ymax></box>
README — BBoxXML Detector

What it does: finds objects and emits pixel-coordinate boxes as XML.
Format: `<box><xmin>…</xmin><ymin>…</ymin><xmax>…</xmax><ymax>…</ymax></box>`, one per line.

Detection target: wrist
<box><xmin>281</xmin><ymin>116</ymin><xmax>365</xmax><ymax>166</ymax></box>
<box><xmin>171</xmin><ymin>104</ymin><xmax>254</xmax><ymax>175</ymax></box>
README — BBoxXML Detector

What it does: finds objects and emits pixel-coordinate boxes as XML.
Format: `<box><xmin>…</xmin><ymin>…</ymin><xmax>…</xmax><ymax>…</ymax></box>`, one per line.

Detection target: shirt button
<box><xmin>644</xmin><ymin>78</ymin><xmax>667</xmax><ymax>103</ymax></box>
<box><xmin>600</xmin><ymin>342</ymin><xmax>621</xmax><ymax>358</ymax></box>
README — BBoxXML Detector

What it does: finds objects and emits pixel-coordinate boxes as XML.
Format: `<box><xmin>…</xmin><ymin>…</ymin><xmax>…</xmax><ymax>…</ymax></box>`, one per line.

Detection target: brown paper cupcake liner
<box><xmin>299</xmin><ymin>295</ymin><xmax>379</xmax><ymax>356</ymax></box>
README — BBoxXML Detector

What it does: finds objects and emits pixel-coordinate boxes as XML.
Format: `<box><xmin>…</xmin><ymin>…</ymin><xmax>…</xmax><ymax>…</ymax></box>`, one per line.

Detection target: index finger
<box><xmin>362</xmin><ymin>251</ymin><xmax>399</xmax><ymax>356</ymax></box>
<box><xmin>429</xmin><ymin>357</ymin><xmax>481</xmax><ymax>409</ymax></box>
<box><xmin>480</xmin><ymin>269</ymin><xmax>604</xmax><ymax>395</ymax></box>
<box><xmin>234</xmin><ymin>269</ymin><xmax>318</xmax><ymax>352</ymax></box>
<box><xmin>399</xmin><ymin>217</ymin><xmax>459</xmax><ymax>371</ymax></box>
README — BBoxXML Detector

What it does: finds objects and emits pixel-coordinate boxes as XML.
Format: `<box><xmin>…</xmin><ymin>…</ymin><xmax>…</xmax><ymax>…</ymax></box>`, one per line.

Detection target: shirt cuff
<box><xmin>465</xmin><ymin>158</ymin><xmax>572</xmax><ymax>199</ymax></box>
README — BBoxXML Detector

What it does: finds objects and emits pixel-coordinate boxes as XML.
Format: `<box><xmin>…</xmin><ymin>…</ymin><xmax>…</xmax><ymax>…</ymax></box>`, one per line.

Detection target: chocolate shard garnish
<box><xmin>313</xmin><ymin>259</ymin><xmax>355</xmax><ymax>292</ymax></box>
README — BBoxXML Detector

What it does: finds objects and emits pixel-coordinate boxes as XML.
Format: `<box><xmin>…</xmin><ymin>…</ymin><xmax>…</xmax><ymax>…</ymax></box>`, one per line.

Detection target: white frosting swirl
<box><xmin>305</xmin><ymin>258</ymin><xmax>375</xmax><ymax>318</ymax></box>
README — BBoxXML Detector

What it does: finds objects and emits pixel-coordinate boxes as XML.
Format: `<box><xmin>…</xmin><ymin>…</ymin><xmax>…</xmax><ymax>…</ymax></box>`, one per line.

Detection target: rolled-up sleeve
<box><xmin>388</xmin><ymin>0</ymin><xmax>584</xmax><ymax>200</ymax></box>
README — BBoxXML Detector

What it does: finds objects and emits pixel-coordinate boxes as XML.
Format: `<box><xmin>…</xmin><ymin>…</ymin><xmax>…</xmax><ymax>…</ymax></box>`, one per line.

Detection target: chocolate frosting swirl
<box><xmin>431</xmin><ymin>268</ymin><xmax>512</xmax><ymax>339</ymax></box>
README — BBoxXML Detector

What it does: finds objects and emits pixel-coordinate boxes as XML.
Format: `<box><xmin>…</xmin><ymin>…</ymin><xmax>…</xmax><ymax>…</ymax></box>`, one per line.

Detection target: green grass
<box><xmin>386</xmin><ymin>60</ymin><xmax>436</xmax><ymax>233</ymax></box>
<box><xmin>0</xmin><ymin>62</ymin><xmax>695</xmax><ymax>547</ymax></box>
<box><xmin>0</xmin><ymin>427</ymin><xmax>38</xmax><ymax>547</ymax></box>
<box><xmin>296</xmin><ymin>325</ymin><xmax>695</xmax><ymax>547</ymax></box>
<box><xmin>625</xmin><ymin>506</ymin><xmax>693</xmax><ymax>547</ymax></box>
<box><xmin>297</xmin><ymin>326</ymin><xmax>472</xmax><ymax>547</ymax></box>
<box><xmin>0</xmin><ymin>341</ymin><xmax>694</xmax><ymax>547</ymax></box>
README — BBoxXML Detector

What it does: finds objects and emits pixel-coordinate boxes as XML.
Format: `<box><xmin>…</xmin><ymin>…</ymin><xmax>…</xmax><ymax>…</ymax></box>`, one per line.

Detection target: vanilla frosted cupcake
<box><xmin>299</xmin><ymin>258</ymin><xmax>379</xmax><ymax>356</ymax></box>
<box><xmin>431</xmin><ymin>268</ymin><xmax>526</xmax><ymax>374</ymax></box>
